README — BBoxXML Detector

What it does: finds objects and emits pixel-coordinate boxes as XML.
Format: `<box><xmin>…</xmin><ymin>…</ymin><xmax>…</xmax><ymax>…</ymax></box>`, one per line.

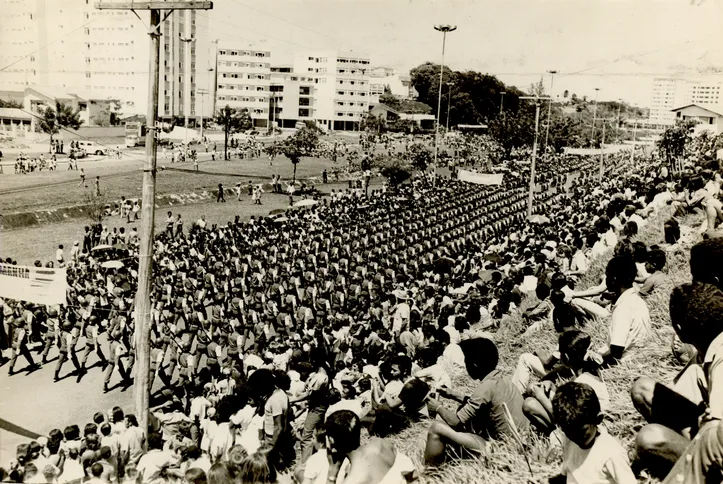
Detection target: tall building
<box><xmin>649</xmin><ymin>76</ymin><xmax>723</xmax><ymax>126</ymax></box>
<box><xmin>215</xmin><ymin>42</ymin><xmax>271</xmax><ymax>128</ymax></box>
<box><xmin>269</xmin><ymin>66</ymin><xmax>316</xmax><ymax>128</ymax></box>
<box><xmin>293</xmin><ymin>51</ymin><xmax>371</xmax><ymax>131</ymax></box>
<box><xmin>0</xmin><ymin>0</ymin><xmax>211</xmax><ymax>118</ymax></box>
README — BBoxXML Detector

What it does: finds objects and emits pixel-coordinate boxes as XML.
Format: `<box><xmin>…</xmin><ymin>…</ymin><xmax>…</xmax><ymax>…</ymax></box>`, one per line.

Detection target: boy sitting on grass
<box><xmin>549</xmin><ymin>381</ymin><xmax>636</xmax><ymax>484</ymax></box>
<box><xmin>522</xmin><ymin>330</ymin><xmax>609</xmax><ymax>435</ymax></box>
<box><xmin>638</xmin><ymin>247</ymin><xmax>667</xmax><ymax>298</ymax></box>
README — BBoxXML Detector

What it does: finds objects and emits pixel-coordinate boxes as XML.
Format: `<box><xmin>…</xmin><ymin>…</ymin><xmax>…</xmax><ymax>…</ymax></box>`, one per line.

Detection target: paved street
<box><xmin>0</xmin><ymin>335</ymin><xmax>143</xmax><ymax>467</ymax></box>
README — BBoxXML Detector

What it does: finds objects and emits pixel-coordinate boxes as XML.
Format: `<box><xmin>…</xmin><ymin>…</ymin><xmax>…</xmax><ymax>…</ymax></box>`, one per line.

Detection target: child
<box><xmin>523</xmin><ymin>330</ymin><xmax>609</xmax><ymax>434</ymax></box>
<box><xmin>522</xmin><ymin>283</ymin><xmax>553</xmax><ymax>334</ymax></box>
<box><xmin>638</xmin><ymin>248</ymin><xmax>666</xmax><ymax>297</ymax></box>
<box><xmin>549</xmin><ymin>381</ymin><xmax>636</xmax><ymax>484</ymax></box>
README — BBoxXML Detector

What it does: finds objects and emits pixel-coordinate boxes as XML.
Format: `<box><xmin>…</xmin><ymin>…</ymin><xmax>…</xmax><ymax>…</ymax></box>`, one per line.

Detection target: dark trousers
<box><xmin>54</xmin><ymin>350</ymin><xmax>79</xmax><ymax>378</ymax></box>
<box><xmin>9</xmin><ymin>344</ymin><xmax>34</xmax><ymax>373</ymax></box>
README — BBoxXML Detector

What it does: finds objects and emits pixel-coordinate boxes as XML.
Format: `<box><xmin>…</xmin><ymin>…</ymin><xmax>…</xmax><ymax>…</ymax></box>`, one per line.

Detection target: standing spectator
<box><xmin>95</xmin><ymin>176</ymin><xmax>101</xmax><ymax>197</ymax></box>
<box><xmin>166</xmin><ymin>212</ymin><xmax>174</xmax><ymax>237</ymax></box>
<box><xmin>78</xmin><ymin>168</ymin><xmax>86</xmax><ymax>187</ymax></box>
<box><xmin>217</xmin><ymin>183</ymin><xmax>226</xmax><ymax>203</ymax></box>
<box><xmin>56</xmin><ymin>245</ymin><xmax>65</xmax><ymax>267</ymax></box>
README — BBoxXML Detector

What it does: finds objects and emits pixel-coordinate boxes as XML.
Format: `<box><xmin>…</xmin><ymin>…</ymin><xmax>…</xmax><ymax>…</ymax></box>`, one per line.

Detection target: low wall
<box><xmin>1</xmin><ymin>191</ymin><xmax>215</xmax><ymax>230</ymax></box>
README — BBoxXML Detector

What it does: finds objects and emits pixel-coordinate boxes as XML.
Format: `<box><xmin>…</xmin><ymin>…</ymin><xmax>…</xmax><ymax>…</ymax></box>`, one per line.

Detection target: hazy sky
<box><xmin>208</xmin><ymin>0</ymin><xmax>723</xmax><ymax>106</ymax></box>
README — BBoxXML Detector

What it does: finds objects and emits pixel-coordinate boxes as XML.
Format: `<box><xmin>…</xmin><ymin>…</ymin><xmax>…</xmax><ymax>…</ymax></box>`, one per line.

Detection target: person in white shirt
<box><xmin>549</xmin><ymin>381</ymin><xmax>636</xmax><ymax>484</ymax></box>
<box><xmin>594</xmin><ymin>256</ymin><xmax>650</xmax><ymax>365</ymax></box>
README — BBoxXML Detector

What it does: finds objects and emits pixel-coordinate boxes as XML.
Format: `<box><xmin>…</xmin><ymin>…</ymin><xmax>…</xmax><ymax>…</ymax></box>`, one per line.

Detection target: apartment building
<box><xmin>0</xmin><ymin>0</ymin><xmax>211</xmax><ymax>118</ymax></box>
<box><xmin>269</xmin><ymin>66</ymin><xmax>316</xmax><ymax>128</ymax></box>
<box><xmin>649</xmin><ymin>76</ymin><xmax>723</xmax><ymax>126</ymax></box>
<box><xmin>293</xmin><ymin>51</ymin><xmax>371</xmax><ymax>131</ymax></box>
<box><xmin>368</xmin><ymin>66</ymin><xmax>415</xmax><ymax>103</ymax></box>
<box><xmin>215</xmin><ymin>43</ymin><xmax>271</xmax><ymax>128</ymax></box>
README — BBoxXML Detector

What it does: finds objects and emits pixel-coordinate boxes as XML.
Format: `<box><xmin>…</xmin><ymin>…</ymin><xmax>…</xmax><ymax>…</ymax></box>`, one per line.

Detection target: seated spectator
<box><xmin>592</xmin><ymin>256</ymin><xmax>650</xmax><ymax>366</ymax></box>
<box><xmin>638</xmin><ymin>248</ymin><xmax>666</xmax><ymax>297</ymax></box>
<box><xmin>424</xmin><ymin>338</ymin><xmax>528</xmax><ymax>465</ymax></box>
<box><xmin>523</xmin><ymin>330</ymin><xmax>608</xmax><ymax>434</ymax></box>
<box><xmin>548</xmin><ymin>382</ymin><xmax>636</xmax><ymax>484</ymax></box>
<box><xmin>632</xmin><ymin>282</ymin><xmax>723</xmax><ymax>479</ymax></box>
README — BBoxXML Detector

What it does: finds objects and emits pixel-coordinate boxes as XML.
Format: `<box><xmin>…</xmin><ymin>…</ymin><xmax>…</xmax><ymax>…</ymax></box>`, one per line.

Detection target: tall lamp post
<box><xmin>543</xmin><ymin>69</ymin><xmax>557</xmax><ymax>152</ymax></box>
<box><xmin>445</xmin><ymin>81</ymin><xmax>454</xmax><ymax>132</ymax></box>
<box><xmin>180</xmin><ymin>35</ymin><xmax>196</xmax><ymax>161</ymax></box>
<box><xmin>500</xmin><ymin>91</ymin><xmax>506</xmax><ymax>116</ymax></box>
<box><xmin>590</xmin><ymin>87</ymin><xmax>600</xmax><ymax>146</ymax></box>
<box><xmin>433</xmin><ymin>24</ymin><xmax>456</xmax><ymax>185</ymax></box>
<box><xmin>520</xmin><ymin>95</ymin><xmax>551</xmax><ymax>218</ymax></box>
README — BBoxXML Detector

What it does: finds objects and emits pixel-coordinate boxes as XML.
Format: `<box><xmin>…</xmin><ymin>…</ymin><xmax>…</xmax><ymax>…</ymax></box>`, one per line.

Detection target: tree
<box><xmin>37</xmin><ymin>102</ymin><xmax>84</xmax><ymax>153</ymax></box>
<box><xmin>657</xmin><ymin>119</ymin><xmax>697</xmax><ymax>166</ymax></box>
<box><xmin>0</xmin><ymin>99</ymin><xmax>22</xmax><ymax>109</ymax></box>
<box><xmin>488</xmin><ymin>109</ymin><xmax>535</xmax><ymax>159</ymax></box>
<box><xmin>360</xmin><ymin>113</ymin><xmax>386</xmax><ymax>133</ymax></box>
<box><xmin>377</xmin><ymin>155</ymin><xmax>413</xmax><ymax>187</ymax></box>
<box><xmin>281</xmin><ymin>125</ymin><xmax>320</xmax><ymax>184</ymax></box>
<box><xmin>387</xmin><ymin>118</ymin><xmax>417</xmax><ymax>133</ymax></box>
<box><xmin>406</xmin><ymin>142</ymin><xmax>433</xmax><ymax>170</ymax></box>
<box><xmin>214</xmin><ymin>105</ymin><xmax>252</xmax><ymax>160</ymax></box>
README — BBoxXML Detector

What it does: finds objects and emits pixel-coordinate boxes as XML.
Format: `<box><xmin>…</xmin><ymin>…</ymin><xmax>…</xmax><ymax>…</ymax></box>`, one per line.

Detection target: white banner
<box><xmin>457</xmin><ymin>170</ymin><xmax>504</xmax><ymax>185</ymax></box>
<box><xmin>0</xmin><ymin>264</ymin><xmax>67</xmax><ymax>305</ymax></box>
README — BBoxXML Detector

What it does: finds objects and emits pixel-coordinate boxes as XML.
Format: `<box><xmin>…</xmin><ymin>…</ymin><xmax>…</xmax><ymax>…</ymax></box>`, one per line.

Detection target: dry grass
<box><xmin>384</xmin><ymin>208</ymin><xmax>701</xmax><ymax>484</ymax></box>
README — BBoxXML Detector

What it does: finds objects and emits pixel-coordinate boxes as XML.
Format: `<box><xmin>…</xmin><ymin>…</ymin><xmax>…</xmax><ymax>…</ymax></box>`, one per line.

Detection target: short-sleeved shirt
<box><xmin>608</xmin><ymin>288</ymin><xmax>651</xmax><ymax>355</ymax></box>
<box><xmin>561</xmin><ymin>428</ymin><xmax>636</xmax><ymax>484</ymax></box>
<box><xmin>638</xmin><ymin>272</ymin><xmax>665</xmax><ymax>298</ymax></box>
<box><xmin>263</xmin><ymin>389</ymin><xmax>288</xmax><ymax>436</ymax></box>
<box><xmin>455</xmin><ymin>369</ymin><xmax>528</xmax><ymax>439</ymax></box>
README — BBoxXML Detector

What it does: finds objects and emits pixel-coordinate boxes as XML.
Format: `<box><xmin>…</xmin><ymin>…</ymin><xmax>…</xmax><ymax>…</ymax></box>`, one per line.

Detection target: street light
<box><xmin>445</xmin><ymin>81</ymin><xmax>454</xmax><ymax>132</ymax></box>
<box><xmin>433</xmin><ymin>24</ymin><xmax>457</xmax><ymax>185</ymax></box>
<box><xmin>590</xmin><ymin>87</ymin><xmax>600</xmax><ymax>146</ymax></box>
<box><xmin>520</xmin><ymin>95</ymin><xmax>551</xmax><ymax>218</ymax></box>
<box><xmin>180</xmin><ymin>35</ymin><xmax>196</xmax><ymax>161</ymax></box>
<box><xmin>543</xmin><ymin>70</ymin><xmax>557</xmax><ymax>152</ymax></box>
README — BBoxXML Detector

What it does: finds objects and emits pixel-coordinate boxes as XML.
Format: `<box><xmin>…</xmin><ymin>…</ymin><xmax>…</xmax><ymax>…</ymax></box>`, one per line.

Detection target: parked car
<box><xmin>75</xmin><ymin>140</ymin><xmax>107</xmax><ymax>155</ymax></box>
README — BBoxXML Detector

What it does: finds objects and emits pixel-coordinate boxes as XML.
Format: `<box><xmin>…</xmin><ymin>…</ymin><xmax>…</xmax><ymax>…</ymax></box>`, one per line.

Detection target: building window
<box><xmin>299</xmin><ymin>108</ymin><xmax>310</xmax><ymax>117</ymax></box>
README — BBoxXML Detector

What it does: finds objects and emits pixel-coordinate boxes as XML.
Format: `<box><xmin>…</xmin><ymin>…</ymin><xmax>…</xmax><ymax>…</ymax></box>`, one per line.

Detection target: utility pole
<box><xmin>95</xmin><ymin>0</ymin><xmax>213</xmax><ymax>435</ymax></box>
<box><xmin>197</xmin><ymin>88</ymin><xmax>208</xmax><ymax>141</ymax></box>
<box><xmin>181</xmin><ymin>35</ymin><xmax>195</xmax><ymax>162</ymax></box>
<box><xmin>433</xmin><ymin>24</ymin><xmax>457</xmax><ymax>186</ymax></box>
<box><xmin>520</xmin><ymin>95</ymin><xmax>551</xmax><ymax>218</ymax></box>
<box><xmin>500</xmin><ymin>91</ymin><xmax>506</xmax><ymax>115</ymax></box>
<box><xmin>630</xmin><ymin>117</ymin><xmax>637</xmax><ymax>164</ymax></box>
<box><xmin>543</xmin><ymin>70</ymin><xmax>557</xmax><ymax>152</ymax></box>
<box><xmin>446</xmin><ymin>81</ymin><xmax>454</xmax><ymax>132</ymax></box>
<box><xmin>590</xmin><ymin>87</ymin><xmax>600</xmax><ymax>145</ymax></box>
<box><xmin>595</xmin><ymin>117</ymin><xmax>615</xmax><ymax>181</ymax></box>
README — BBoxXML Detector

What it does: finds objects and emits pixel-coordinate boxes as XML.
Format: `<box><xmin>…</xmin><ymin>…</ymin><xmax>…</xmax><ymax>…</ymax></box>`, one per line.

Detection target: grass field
<box><xmin>382</xmin><ymin>208</ymin><xmax>697</xmax><ymax>484</ymax></box>
<box><xmin>0</xmin><ymin>154</ymin><xmax>352</xmax><ymax>214</ymax></box>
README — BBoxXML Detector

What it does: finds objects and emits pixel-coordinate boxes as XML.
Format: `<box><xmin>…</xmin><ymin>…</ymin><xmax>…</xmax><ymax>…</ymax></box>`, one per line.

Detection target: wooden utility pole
<box><xmin>520</xmin><ymin>95</ymin><xmax>551</xmax><ymax>219</ymax></box>
<box><xmin>595</xmin><ymin>117</ymin><xmax>616</xmax><ymax>182</ymax></box>
<box><xmin>95</xmin><ymin>0</ymin><xmax>212</xmax><ymax>435</ymax></box>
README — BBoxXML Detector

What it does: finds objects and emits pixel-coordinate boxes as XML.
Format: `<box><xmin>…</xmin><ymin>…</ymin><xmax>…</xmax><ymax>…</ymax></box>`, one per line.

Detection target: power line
<box><xmin>0</xmin><ymin>20</ymin><xmax>96</xmax><ymax>72</ymax></box>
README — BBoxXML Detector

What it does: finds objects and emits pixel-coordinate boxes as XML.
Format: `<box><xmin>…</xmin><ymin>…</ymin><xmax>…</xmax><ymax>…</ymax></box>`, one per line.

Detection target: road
<box><xmin>0</xmin><ymin>335</ymin><xmax>143</xmax><ymax>468</ymax></box>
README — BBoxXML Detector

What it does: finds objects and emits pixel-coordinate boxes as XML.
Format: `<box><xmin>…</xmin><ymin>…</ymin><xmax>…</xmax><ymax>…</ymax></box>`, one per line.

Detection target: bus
<box><xmin>125</xmin><ymin>122</ymin><xmax>147</xmax><ymax>148</ymax></box>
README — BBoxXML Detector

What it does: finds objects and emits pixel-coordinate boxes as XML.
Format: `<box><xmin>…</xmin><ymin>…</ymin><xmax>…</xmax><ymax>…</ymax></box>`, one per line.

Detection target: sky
<box><xmin>207</xmin><ymin>0</ymin><xmax>723</xmax><ymax>107</ymax></box>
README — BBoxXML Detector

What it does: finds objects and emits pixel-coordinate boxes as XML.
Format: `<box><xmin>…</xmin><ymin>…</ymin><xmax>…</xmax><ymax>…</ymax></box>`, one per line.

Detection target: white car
<box><xmin>75</xmin><ymin>140</ymin><xmax>107</xmax><ymax>155</ymax></box>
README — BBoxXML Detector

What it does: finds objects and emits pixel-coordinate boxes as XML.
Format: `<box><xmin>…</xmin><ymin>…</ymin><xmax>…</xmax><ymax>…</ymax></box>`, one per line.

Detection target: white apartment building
<box><xmin>0</xmin><ymin>0</ymin><xmax>211</xmax><ymax>118</ymax></box>
<box><xmin>269</xmin><ymin>66</ymin><xmax>315</xmax><ymax>128</ymax></box>
<box><xmin>159</xmin><ymin>10</ymin><xmax>211</xmax><ymax>121</ymax></box>
<box><xmin>293</xmin><ymin>51</ymin><xmax>371</xmax><ymax>131</ymax></box>
<box><xmin>649</xmin><ymin>77</ymin><xmax>723</xmax><ymax>126</ymax></box>
<box><xmin>368</xmin><ymin>66</ymin><xmax>415</xmax><ymax>103</ymax></box>
<box><xmin>215</xmin><ymin>43</ymin><xmax>271</xmax><ymax>128</ymax></box>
